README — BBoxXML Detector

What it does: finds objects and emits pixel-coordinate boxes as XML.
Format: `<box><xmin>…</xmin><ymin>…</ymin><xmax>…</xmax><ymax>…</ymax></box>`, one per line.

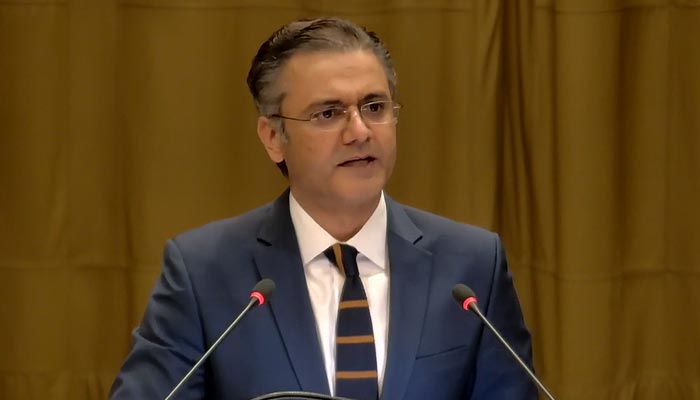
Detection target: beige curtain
<box><xmin>0</xmin><ymin>0</ymin><xmax>698</xmax><ymax>399</ymax></box>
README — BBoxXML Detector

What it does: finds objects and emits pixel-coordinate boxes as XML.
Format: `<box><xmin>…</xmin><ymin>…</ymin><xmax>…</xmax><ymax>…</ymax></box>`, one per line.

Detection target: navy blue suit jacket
<box><xmin>110</xmin><ymin>191</ymin><xmax>537</xmax><ymax>399</ymax></box>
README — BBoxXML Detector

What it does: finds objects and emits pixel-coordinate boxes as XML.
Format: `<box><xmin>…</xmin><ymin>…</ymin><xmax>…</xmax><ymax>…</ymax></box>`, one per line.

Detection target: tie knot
<box><xmin>324</xmin><ymin>243</ymin><xmax>359</xmax><ymax>277</ymax></box>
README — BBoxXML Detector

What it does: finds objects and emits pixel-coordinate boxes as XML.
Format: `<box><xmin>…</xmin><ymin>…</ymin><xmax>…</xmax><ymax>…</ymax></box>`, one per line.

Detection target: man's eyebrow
<box><xmin>361</xmin><ymin>92</ymin><xmax>390</xmax><ymax>103</ymax></box>
<box><xmin>300</xmin><ymin>99</ymin><xmax>345</xmax><ymax>115</ymax></box>
<box><xmin>300</xmin><ymin>93</ymin><xmax>391</xmax><ymax>114</ymax></box>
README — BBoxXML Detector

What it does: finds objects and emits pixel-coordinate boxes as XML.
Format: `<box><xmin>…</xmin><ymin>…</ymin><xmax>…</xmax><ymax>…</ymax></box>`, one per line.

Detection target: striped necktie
<box><xmin>324</xmin><ymin>243</ymin><xmax>379</xmax><ymax>400</ymax></box>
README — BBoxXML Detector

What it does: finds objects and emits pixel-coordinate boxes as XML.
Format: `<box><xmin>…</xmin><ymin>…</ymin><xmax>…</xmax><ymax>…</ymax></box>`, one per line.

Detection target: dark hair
<box><xmin>246</xmin><ymin>17</ymin><xmax>397</xmax><ymax>176</ymax></box>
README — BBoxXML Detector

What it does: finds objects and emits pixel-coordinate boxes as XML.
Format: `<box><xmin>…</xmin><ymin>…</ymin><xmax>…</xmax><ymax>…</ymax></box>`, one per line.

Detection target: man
<box><xmin>110</xmin><ymin>17</ymin><xmax>537</xmax><ymax>400</ymax></box>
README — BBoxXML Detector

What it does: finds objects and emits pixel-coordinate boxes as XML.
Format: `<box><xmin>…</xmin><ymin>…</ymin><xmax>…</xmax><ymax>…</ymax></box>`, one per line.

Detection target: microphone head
<box><xmin>452</xmin><ymin>283</ymin><xmax>478</xmax><ymax>311</ymax></box>
<box><xmin>250</xmin><ymin>278</ymin><xmax>276</xmax><ymax>306</ymax></box>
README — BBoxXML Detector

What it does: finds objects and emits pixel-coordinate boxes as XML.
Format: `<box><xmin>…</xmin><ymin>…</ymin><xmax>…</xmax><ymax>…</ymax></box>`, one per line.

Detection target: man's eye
<box><xmin>366</xmin><ymin>102</ymin><xmax>386</xmax><ymax>113</ymax></box>
<box><xmin>314</xmin><ymin>108</ymin><xmax>344</xmax><ymax>120</ymax></box>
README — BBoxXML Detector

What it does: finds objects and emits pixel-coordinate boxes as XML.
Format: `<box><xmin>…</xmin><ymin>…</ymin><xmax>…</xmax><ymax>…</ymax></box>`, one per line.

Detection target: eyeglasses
<box><xmin>270</xmin><ymin>100</ymin><xmax>401</xmax><ymax>132</ymax></box>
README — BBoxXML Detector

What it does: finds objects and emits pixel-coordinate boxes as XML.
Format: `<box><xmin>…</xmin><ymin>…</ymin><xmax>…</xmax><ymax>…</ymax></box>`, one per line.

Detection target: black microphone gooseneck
<box><xmin>164</xmin><ymin>278</ymin><xmax>276</xmax><ymax>400</ymax></box>
<box><xmin>452</xmin><ymin>284</ymin><xmax>557</xmax><ymax>400</ymax></box>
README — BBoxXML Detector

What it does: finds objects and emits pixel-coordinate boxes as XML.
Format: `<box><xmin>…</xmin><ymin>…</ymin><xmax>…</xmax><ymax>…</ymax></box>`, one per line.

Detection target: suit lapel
<box><xmin>381</xmin><ymin>197</ymin><xmax>432</xmax><ymax>400</ymax></box>
<box><xmin>254</xmin><ymin>191</ymin><xmax>330</xmax><ymax>395</ymax></box>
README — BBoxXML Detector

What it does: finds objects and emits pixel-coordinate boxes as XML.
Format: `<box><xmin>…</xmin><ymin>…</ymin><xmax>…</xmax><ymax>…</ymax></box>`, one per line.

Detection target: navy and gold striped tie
<box><xmin>324</xmin><ymin>243</ymin><xmax>378</xmax><ymax>400</ymax></box>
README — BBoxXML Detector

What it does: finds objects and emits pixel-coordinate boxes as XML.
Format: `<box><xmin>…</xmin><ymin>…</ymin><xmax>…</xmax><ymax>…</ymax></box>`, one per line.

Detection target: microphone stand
<box><xmin>469</xmin><ymin>304</ymin><xmax>557</xmax><ymax>400</ymax></box>
<box><xmin>250</xmin><ymin>391</ymin><xmax>355</xmax><ymax>400</ymax></box>
<box><xmin>165</xmin><ymin>297</ymin><xmax>259</xmax><ymax>400</ymax></box>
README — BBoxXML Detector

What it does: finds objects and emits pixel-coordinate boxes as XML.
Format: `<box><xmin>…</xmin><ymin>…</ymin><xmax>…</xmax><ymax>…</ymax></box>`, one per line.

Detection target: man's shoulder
<box><xmin>400</xmin><ymin>203</ymin><xmax>493</xmax><ymax>235</ymax></box>
<box><xmin>390</xmin><ymin>200</ymin><xmax>499</xmax><ymax>251</ymax></box>
<box><xmin>170</xmin><ymin>200</ymin><xmax>275</xmax><ymax>253</ymax></box>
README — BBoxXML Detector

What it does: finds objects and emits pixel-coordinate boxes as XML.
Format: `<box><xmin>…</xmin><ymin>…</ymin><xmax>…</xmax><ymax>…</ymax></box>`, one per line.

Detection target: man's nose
<box><xmin>342</xmin><ymin>109</ymin><xmax>371</xmax><ymax>143</ymax></box>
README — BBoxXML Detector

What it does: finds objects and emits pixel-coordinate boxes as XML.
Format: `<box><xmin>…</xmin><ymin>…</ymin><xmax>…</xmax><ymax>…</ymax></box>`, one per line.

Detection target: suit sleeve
<box><xmin>109</xmin><ymin>239</ymin><xmax>207</xmax><ymax>399</ymax></box>
<box><xmin>469</xmin><ymin>234</ymin><xmax>538</xmax><ymax>400</ymax></box>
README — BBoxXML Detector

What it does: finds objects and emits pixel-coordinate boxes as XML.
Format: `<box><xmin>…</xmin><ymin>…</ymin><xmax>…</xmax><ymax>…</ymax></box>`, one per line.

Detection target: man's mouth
<box><xmin>339</xmin><ymin>156</ymin><xmax>376</xmax><ymax>167</ymax></box>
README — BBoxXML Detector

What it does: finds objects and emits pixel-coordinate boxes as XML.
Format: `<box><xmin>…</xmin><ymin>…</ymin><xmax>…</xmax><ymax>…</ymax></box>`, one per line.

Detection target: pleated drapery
<box><xmin>1</xmin><ymin>1</ymin><xmax>698</xmax><ymax>399</ymax></box>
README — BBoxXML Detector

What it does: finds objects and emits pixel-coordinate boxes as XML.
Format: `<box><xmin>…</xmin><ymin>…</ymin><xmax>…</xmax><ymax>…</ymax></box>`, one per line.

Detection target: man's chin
<box><xmin>336</xmin><ymin>184</ymin><xmax>384</xmax><ymax>207</ymax></box>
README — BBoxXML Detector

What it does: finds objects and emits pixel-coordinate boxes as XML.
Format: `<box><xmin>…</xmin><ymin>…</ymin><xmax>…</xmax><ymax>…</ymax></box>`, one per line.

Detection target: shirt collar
<box><xmin>289</xmin><ymin>192</ymin><xmax>387</xmax><ymax>270</ymax></box>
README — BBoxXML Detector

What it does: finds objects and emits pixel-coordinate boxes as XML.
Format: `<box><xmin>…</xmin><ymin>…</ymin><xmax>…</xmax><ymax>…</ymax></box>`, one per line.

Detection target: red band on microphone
<box><xmin>250</xmin><ymin>292</ymin><xmax>265</xmax><ymax>305</ymax></box>
<box><xmin>462</xmin><ymin>297</ymin><xmax>477</xmax><ymax>311</ymax></box>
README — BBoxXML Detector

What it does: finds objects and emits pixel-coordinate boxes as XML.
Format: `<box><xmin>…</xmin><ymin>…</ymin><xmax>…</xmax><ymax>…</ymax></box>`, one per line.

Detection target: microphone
<box><xmin>249</xmin><ymin>391</ymin><xmax>355</xmax><ymax>400</ymax></box>
<box><xmin>452</xmin><ymin>284</ymin><xmax>557</xmax><ymax>400</ymax></box>
<box><xmin>164</xmin><ymin>278</ymin><xmax>276</xmax><ymax>400</ymax></box>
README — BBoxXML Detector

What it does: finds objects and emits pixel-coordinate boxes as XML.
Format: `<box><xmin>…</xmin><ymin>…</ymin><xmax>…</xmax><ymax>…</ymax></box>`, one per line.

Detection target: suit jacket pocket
<box><xmin>403</xmin><ymin>345</ymin><xmax>474</xmax><ymax>400</ymax></box>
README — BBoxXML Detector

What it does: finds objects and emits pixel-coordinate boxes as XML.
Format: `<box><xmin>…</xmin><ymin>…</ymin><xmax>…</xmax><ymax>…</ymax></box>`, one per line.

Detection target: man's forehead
<box><xmin>277</xmin><ymin>49</ymin><xmax>390</xmax><ymax>102</ymax></box>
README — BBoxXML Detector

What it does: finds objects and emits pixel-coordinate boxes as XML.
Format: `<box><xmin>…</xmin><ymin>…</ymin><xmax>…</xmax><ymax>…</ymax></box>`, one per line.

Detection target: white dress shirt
<box><xmin>289</xmin><ymin>192</ymin><xmax>390</xmax><ymax>396</ymax></box>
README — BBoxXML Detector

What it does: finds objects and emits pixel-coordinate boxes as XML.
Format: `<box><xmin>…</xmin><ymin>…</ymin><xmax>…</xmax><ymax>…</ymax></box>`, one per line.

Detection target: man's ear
<box><xmin>256</xmin><ymin>116</ymin><xmax>285</xmax><ymax>163</ymax></box>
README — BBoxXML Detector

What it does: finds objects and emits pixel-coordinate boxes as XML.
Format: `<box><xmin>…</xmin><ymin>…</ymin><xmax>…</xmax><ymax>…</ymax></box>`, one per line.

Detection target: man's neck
<box><xmin>291</xmin><ymin>193</ymin><xmax>381</xmax><ymax>242</ymax></box>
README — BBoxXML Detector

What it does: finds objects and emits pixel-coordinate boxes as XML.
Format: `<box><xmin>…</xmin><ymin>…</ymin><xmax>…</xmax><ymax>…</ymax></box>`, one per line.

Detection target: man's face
<box><xmin>258</xmin><ymin>50</ymin><xmax>397</xmax><ymax>212</ymax></box>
